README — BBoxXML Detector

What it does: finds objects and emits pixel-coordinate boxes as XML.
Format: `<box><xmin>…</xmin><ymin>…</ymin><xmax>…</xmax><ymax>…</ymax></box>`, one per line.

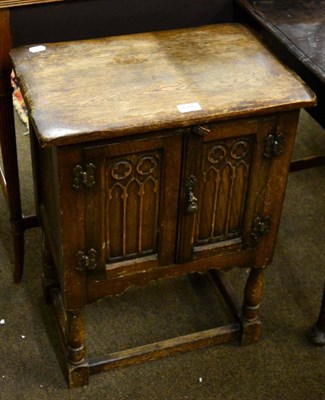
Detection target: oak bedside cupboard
<box><xmin>10</xmin><ymin>24</ymin><xmax>315</xmax><ymax>387</ymax></box>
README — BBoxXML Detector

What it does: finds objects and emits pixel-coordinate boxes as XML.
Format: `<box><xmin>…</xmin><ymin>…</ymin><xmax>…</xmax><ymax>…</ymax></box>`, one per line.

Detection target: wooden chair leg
<box><xmin>0</xmin><ymin>17</ymin><xmax>39</xmax><ymax>282</ymax></box>
<box><xmin>0</xmin><ymin>65</ymin><xmax>26</xmax><ymax>282</ymax></box>
<box><xmin>308</xmin><ymin>281</ymin><xmax>325</xmax><ymax>346</ymax></box>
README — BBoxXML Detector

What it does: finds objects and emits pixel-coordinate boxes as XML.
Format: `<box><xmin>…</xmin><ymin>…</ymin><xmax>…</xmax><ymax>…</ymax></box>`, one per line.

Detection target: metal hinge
<box><xmin>251</xmin><ymin>216</ymin><xmax>272</xmax><ymax>241</ymax></box>
<box><xmin>263</xmin><ymin>132</ymin><xmax>285</xmax><ymax>159</ymax></box>
<box><xmin>72</xmin><ymin>163</ymin><xmax>96</xmax><ymax>190</ymax></box>
<box><xmin>75</xmin><ymin>248</ymin><xmax>97</xmax><ymax>272</ymax></box>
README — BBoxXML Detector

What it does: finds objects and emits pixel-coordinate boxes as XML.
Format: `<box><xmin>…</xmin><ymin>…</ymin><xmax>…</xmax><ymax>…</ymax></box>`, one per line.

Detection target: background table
<box><xmin>235</xmin><ymin>0</ymin><xmax>325</xmax><ymax>172</ymax></box>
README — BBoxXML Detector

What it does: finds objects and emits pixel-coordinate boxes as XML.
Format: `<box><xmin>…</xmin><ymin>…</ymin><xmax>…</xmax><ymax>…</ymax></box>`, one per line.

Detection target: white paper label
<box><xmin>177</xmin><ymin>102</ymin><xmax>202</xmax><ymax>113</ymax></box>
<box><xmin>29</xmin><ymin>45</ymin><xmax>47</xmax><ymax>53</ymax></box>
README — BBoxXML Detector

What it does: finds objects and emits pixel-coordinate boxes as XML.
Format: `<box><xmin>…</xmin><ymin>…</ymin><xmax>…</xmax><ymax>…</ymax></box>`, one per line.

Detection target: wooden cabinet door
<box><xmin>82</xmin><ymin>131</ymin><xmax>182</xmax><ymax>278</ymax></box>
<box><xmin>177</xmin><ymin>116</ymin><xmax>276</xmax><ymax>263</ymax></box>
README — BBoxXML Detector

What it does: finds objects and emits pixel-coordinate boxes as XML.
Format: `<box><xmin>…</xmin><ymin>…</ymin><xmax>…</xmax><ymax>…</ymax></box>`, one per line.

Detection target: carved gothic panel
<box><xmin>105</xmin><ymin>152</ymin><xmax>161</xmax><ymax>263</ymax></box>
<box><xmin>195</xmin><ymin>136</ymin><xmax>253</xmax><ymax>246</ymax></box>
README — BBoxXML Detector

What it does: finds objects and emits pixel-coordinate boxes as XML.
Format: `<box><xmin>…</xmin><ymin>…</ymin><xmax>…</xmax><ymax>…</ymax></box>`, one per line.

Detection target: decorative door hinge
<box><xmin>75</xmin><ymin>248</ymin><xmax>97</xmax><ymax>272</ymax></box>
<box><xmin>263</xmin><ymin>132</ymin><xmax>285</xmax><ymax>159</ymax></box>
<box><xmin>72</xmin><ymin>163</ymin><xmax>96</xmax><ymax>190</ymax></box>
<box><xmin>251</xmin><ymin>216</ymin><xmax>272</xmax><ymax>241</ymax></box>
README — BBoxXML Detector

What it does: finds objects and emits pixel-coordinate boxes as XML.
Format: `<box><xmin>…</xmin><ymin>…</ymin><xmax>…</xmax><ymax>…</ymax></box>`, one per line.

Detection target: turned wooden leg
<box><xmin>308</xmin><ymin>282</ymin><xmax>325</xmax><ymax>346</ymax></box>
<box><xmin>241</xmin><ymin>266</ymin><xmax>264</xmax><ymax>345</ymax></box>
<box><xmin>66</xmin><ymin>309</ymin><xmax>89</xmax><ymax>387</ymax></box>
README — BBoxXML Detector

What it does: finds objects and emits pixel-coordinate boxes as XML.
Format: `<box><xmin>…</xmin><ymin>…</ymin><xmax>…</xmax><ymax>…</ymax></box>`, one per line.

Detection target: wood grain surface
<box><xmin>11</xmin><ymin>23</ymin><xmax>316</xmax><ymax>147</ymax></box>
<box><xmin>235</xmin><ymin>0</ymin><xmax>325</xmax><ymax>84</ymax></box>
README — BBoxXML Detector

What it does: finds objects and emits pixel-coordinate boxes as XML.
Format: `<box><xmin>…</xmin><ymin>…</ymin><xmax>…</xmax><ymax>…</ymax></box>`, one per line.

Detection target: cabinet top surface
<box><xmin>11</xmin><ymin>23</ymin><xmax>315</xmax><ymax>146</ymax></box>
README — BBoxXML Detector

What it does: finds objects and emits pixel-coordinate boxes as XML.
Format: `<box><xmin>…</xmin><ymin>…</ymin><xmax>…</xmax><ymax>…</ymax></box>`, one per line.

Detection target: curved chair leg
<box><xmin>0</xmin><ymin>70</ymin><xmax>39</xmax><ymax>283</ymax></box>
<box><xmin>0</xmin><ymin>12</ymin><xmax>39</xmax><ymax>282</ymax></box>
<box><xmin>0</xmin><ymin>73</ymin><xmax>25</xmax><ymax>282</ymax></box>
<box><xmin>0</xmin><ymin>12</ymin><xmax>24</xmax><ymax>282</ymax></box>
<box><xmin>308</xmin><ymin>281</ymin><xmax>325</xmax><ymax>346</ymax></box>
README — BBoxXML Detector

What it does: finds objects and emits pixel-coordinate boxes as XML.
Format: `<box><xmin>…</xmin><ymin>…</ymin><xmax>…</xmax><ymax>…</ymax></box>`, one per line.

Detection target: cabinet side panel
<box><xmin>57</xmin><ymin>146</ymin><xmax>87</xmax><ymax>308</ymax></box>
<box><xmin>38</xmin><ymin>146</ymin><xmax>63</xmax><ymax>277</ymax></box>
<box><xmin>255</xmin><ymin>110</ymin><xmax>300</xmax><ymax>267</ymax></box>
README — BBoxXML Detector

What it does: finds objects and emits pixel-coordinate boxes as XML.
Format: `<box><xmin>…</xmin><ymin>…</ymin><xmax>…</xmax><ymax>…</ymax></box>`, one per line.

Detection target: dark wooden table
<box><xmin>235</xmin><ymin>0</ymin><xmax>325</xmax><ymax>171</ymax></box>
<box><xmin>235</xmin><ymin>0</ymin><xmax>325</xmax><ymax>346</ymax></box>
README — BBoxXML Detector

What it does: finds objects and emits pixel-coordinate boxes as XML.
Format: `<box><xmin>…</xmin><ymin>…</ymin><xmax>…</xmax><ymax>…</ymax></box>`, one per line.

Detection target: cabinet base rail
<box><xmin>50</xmin><ymin>269</ymin><xmax>262</xmax><ymax>388</ymax></box>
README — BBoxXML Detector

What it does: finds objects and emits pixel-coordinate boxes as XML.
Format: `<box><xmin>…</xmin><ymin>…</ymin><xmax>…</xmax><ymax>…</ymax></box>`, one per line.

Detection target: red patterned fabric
<box><xmin>11</xmin><ymin>70</ymin><xmax>28</xmax><ymax>126</ymax></box>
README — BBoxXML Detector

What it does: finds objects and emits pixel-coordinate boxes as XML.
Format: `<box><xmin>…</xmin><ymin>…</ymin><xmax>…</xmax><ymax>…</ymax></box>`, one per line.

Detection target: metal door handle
<box><xmin>185</xmin><ymin>175</ymin><xmax>198</xmax><ymax>214</ymax></box>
